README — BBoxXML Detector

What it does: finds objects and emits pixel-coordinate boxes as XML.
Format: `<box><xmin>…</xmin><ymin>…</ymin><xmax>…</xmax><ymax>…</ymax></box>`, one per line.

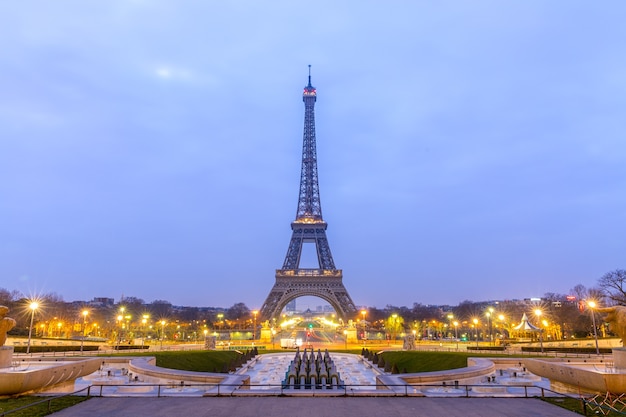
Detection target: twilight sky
<box><xmin>1</xmin><ymin>1</ymin><xmax>624</xmax><ymax>310</ymax></box>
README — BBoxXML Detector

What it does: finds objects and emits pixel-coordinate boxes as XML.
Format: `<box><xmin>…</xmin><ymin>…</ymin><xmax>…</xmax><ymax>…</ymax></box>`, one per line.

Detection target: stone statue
<box><xmin>595</xmin><ymin>306</ymin><xmax>626</xmax><ymax>343</ymax></box>
<box><xmin>403</xmin><ymin>333</ymin><xmax>416</xmax><ymax>351</ymax></box>
<box><xmin>0</xmin><ymin>306</ymin><xmax>16</xmax><ymax>347</ymax></box>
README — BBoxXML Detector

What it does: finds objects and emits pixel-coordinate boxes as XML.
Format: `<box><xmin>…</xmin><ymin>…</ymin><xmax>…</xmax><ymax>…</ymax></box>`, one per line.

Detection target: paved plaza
<box><xmin>50</xmin><ymin>397</ymin><xmax>579</xmax><ymax>417</ymax></box>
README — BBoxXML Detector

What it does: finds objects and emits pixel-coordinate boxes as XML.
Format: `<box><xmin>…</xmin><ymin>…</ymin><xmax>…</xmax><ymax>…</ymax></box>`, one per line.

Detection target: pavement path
<box><xmin>51</xmin><ymin>397</ymin><xmax>580</xmax><ymax>417</ymax></box>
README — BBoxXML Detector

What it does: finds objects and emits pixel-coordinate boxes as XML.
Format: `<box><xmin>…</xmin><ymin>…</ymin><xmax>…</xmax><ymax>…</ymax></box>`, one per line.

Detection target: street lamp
<box><xmin>472</xmin><ymin>318</ymin><xmax>479</xmax><ymax>347</ymax></box>
<box><xmin>446</xmin><ymin>314</ymin><xmax>454</xmax><ymax>338</ymax></box>
<box><xmin>203</xmin><ymin>329</ymin><xmax>208</xmax><ymax>349</ymax></box>
<box><xmin>160</xmin><ymin>320</ymin><xmax>166</xmax><ymax>350</ymax></box>
<box><xmin>391</xmin><ymin>314</ymin><xmax>398</xmax><ymax>343</ymax></box>
<box><xmin>498</xmin><ymin>314</ymin><xmax>505</xmax><ymax>339</ymax></box>
<box><xmin>252</xmin><ymin>310</ymin><xmax>258</xmax><ymax>341</ymax></box>
<box><xmin>453</xmin><ymin>321</ymin><xmax>459</xmax><ymax>349</ymax></box>
<box><xmin>217</xmin><ymin>313</ymin><xmax>224</xmax><ymax>331</ymax></box>
<box><xmin>361</xmin><ymin>310</ymin><xmax>367</xmax><ymax>345</ymax></box>
<box><xmin>116</xmin><ymin>315</ymin><xmax>123</xmax><ymax>348</ymax></box>
<box><xmin>142</xmin><ymin>315</ymin><xmax>149</xmax><ymax>346</ymax></box>
<box><xmin>485</xmin><ymin>311</ymin><xmax>491</xmax><ymax>345</ymax></box>
<box><xmin>80</xmin><ymin>310</ymin><xmax>88</xmax><ymax>353</ymax></box>
<box><xmin>343</xmin><ymin>329</ymin><xmax>348</xmax><ymax>349</ymax></box>
<box><xmin>587</xmin><ymin>301</ymin><xmax>600</xmax><ymax>355</ymax></box>
<box><xmin>26</xmin><ymin>301</ymin><xmax>39</xmax><ymax>354</ymax></box>
<box><xmin>117</xmin><ymin>307</ymin><xmax>126</xmax><ymax>346</ymax></box>
<box><xmin>534</xmin><ymin>309</ymin><xmax>544</xmax><ymax>353</ymax></box>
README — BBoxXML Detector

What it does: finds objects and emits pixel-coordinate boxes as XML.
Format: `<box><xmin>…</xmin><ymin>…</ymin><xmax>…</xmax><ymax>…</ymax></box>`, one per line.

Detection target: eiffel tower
<box><xmin>260</xmin><ymin>68</ymin><xmax>357</xmax><ymax>321</ymax></box>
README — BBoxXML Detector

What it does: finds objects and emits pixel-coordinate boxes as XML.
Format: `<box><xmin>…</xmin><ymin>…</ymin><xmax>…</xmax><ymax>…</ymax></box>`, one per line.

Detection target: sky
<box><xmin>1</xmin><ymin>1</ymin><xmax>624</xmax><ymax>310</ymax></box>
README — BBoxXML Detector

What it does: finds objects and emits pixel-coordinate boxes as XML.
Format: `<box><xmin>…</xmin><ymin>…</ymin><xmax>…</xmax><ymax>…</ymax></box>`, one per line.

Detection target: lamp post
<box><xmin>118</xmin><ymin>307</ymin><xmax>125</xmax><ymax>346</ymax></box>
<box><xmin>361</xmin><ymin>310</ymin><xmax>367</xmax><ymax>346</ymax></box>
<box><xmin>142</xmin><ymin>315</ymin><xmax>149</xmax><ymax>346</ymax></box>
<box><xmin>252</xmin><ymin>310</ymin><xmax>258</xmax><ymax>341</ymax></box>
<box><xmin>217</xmin><ymin>313</ymin><xmax>224</xmax><ymax>331</ymax></box>
<box><xmin>534</xmin><ymin>309</ymin><xmax>544</xmax><ymax>353</ymax></box>
<box><xmin>587</xmin><ymin>301</ymin><xmax>600</xmax><ymax>355</ymax></box>
<box><xmin>453</xmin><ymin>321</ymin><xmax>459</xmax><ymax>349</ymax></box>
<box><xmin>125</xmin><ymin>315</ymin><xmax>131</xmax><ymax>342</ymax></box>
<box><xmin>391</xmin><ymin>314</ymin><xmax>398</xmax><ymax>344</ymax></box>
<box><xmin>343</xmin><ymin>329</ymin><xmax>348</xmax><ymax>349</ymax></box>
<box><xmin>446</xmin><ymin>314</ymin><xmax>454</xmax><ymax>338</ymax></box>
<box><xmin>472</xmin><ymin>318</ymin><xmax>479</xmax><ymax>347</ymax></box>
<box><xmin>80</xmin><ymin>310</ymin><xmax>88</xmax><ymax>353</ymax></box>
<box><xmin>116</xmin><ymin>315</ymin><xmax>123</xmax><ymax>349</ymax></box>
<box><xmin>498</xmin><ymin>314</ymin><xmax>506</xmax><ymax>342</ymax></box>
<box><xmin>486</xmin><ymin>307</ymin><xmax>494</xmax><ymax>345</ymax></box>
<box><xmin>26</xmin><ymin>301</ymin><xmax>39</xmax><ymax>354</ymax></box>
<box><xmin>160</xmin><ymin>320</ymin><xmax>166</xmax><ymax>350</ymax></box>
<box><xmin>203</xmin><ymin>329</ymin><xmax>208</xmax><ymax>349</ymax></box>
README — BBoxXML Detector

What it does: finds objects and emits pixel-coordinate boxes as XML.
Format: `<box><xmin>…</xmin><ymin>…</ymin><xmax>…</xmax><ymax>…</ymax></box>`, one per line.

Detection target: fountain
<box><xmin>0</xmin><ymin>306</ymin><xmax>101</xmax><ymax>396</ymax></box>
<box><xmin>0</xmin><ymin>306</ymin><xmax>17</xmax><ymax>370</ymax></box>
<box><xmin>525</xmin><ymin>306</ymin><xmax>626</xmax><ymax>394</ymax></box>
<box><xmin>282</xmin><ymin>348</ymin><xmax>344</xmax><ymax>389</ymax></box>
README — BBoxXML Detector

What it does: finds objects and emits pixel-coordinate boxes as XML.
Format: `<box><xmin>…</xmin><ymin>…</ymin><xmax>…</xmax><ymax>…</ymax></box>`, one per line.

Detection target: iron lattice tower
<box><xmin>260</xmin><ymin>68</ymin><xmax>357</xmax><ymax>321</ymax></box>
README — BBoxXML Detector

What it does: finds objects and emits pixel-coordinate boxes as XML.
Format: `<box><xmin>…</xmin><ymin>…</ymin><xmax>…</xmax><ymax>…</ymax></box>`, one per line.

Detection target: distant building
<box><xmin>285</xmin><ymin>300</ymin><xmax>296</xmax><ymax>312</ymax></box>
<box><xmin>90</xmin><ymin>297</ymin><xmax>114</xmax><ymax>307</ymax></box>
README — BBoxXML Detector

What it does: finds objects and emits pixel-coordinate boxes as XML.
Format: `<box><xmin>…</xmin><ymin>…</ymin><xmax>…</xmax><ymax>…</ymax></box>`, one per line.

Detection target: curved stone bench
<box><xmin>376</xmin><ymin>357</ymin><xmax>495</xmax><ymax>394</ymax></box>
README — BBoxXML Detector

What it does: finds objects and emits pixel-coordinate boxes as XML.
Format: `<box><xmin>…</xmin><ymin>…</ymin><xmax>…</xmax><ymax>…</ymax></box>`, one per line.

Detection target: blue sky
<box><xmin>1</xmin><ymin>1</ymin><xmax>624</xmax><ymax>309</ymax></box>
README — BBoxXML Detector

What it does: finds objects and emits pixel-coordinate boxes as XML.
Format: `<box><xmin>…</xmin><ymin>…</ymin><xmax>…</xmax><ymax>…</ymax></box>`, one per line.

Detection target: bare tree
<box><xmin>149</xmin><ymin>300</ymin><xmax>173</xmax><ymax>318</ymax></box>
<box><xmin>226</xmin><ymin>302</ymin><xmax>250</xmax><ymax>321</ymax></box>
<box><xmin>597</xmin><ymin>269</ymin><xmax>626</xmax><ymax>305</ymax></box>
<box><xmin>570</xmin><ymin>284</ymin><xmax>589</xmax><ymax>301</ymax></box>
<box><xmin>0</xmin><ymin>288</ymin><xmax>22</xmax><ymax>307</ymax></box>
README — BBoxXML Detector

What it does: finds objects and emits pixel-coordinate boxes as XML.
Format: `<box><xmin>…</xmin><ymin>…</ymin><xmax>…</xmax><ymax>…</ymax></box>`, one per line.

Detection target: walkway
<box><xmin>51</xmin><ymin>397</ymin><xmax>579</xmax><ymax>417</ymax></box>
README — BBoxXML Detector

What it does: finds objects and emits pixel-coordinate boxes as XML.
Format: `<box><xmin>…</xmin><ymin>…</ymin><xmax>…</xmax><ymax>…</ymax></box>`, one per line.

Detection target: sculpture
<box><xmin>0</xmin><ymin>306</ymin><xmax>16</xmax><ymax>347</ymax></box>
<box><xmin>403</xmin><ymin>333</ymin><xmax>416</xmax><ymax>351</ymax></box>
<box><xmin>595</xmin><ymin>306</ymin><xmax>626</xmax><ymax>343</ymax></box>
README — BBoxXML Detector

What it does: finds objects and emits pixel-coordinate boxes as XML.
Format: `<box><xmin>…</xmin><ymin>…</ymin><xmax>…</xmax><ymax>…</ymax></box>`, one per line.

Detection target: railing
<box><xmin>0</xmin><ymin>383</ymin><xmax>616</xmax><ymax>417</ymax></box>
<box><xmin>56</xmin><ymin>381</ymin><xmax>569</xmax><ymax>398</ymax></box>
<box><xmin>276</xmin><ymin>269</ymin><xmax>342</xmax><ymax>277</ymax></box>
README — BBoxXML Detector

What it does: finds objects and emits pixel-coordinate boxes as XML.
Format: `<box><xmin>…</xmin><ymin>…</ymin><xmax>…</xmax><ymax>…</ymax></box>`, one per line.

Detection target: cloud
<box><xmin>154</xmin><ymin>65</ymin><xmax>192</xmax><ymax>81</ymax></box>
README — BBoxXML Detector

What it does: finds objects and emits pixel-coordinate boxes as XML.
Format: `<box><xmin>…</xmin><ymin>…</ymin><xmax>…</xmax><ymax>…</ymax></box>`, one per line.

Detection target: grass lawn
<box><xmin>543</xmin><ymin>396</ymin><xmax>626</xmax><ymax>417</ymax></box>
<box><xmin>0</xmin><ymin>396</ymin><xmax>88</xmax><ymax>417</ymax></box>
<box><xmin>541</xmin><ymin>397</ymin><xmax>589</xmax><ymax>416</ymax></box>
<box><xmin>104</xmin><ymin>350</ymin><xmax>244</xmax><ymax>372</ymax></box>
<box><xmin>377</xmin><ymin>350</ymin><xmax>531</xmax><ymax>373</ymax></box>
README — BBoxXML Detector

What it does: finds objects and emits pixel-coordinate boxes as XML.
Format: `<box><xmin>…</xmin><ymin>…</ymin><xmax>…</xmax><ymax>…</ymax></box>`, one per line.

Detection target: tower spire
<box><xmin>297</xmin><ymin>67</ymin><xmax>321</xmax><ymax>221</ymax></box>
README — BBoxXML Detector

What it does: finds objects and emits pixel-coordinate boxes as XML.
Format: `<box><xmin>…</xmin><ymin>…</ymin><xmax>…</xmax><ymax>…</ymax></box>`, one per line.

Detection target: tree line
<box><xmin>1</xmin><ymin>268</ymin><xmax>623</xmax><ymax>340</ymax></box>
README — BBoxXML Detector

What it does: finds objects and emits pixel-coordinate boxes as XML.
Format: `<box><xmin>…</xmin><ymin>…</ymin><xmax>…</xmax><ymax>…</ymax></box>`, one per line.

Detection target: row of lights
<box><xmin>22</xmin><ymin>299</ymin><xmax>604</xmax><ymax>352</ymax></box>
